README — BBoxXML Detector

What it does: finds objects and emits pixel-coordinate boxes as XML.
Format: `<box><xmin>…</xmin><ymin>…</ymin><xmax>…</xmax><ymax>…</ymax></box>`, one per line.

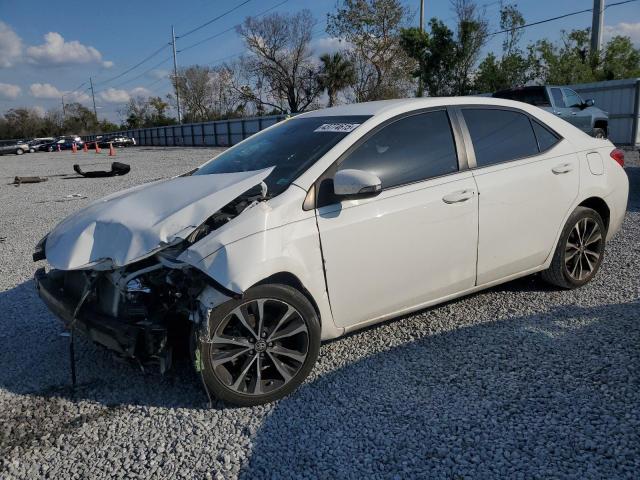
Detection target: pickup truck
<box><xmin>493</xmin><ymin>85</ymin><xmax>609</xmax><ymax>138</ymax></box>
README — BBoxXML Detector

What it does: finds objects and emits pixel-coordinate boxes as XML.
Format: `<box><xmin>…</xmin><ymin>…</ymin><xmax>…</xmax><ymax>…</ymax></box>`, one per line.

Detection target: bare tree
<box><xmin>170</xmin><ymin>65</ymin><xmax>215</xmax><ymax>122</ymax></box>
<box><xmin>237</xmin><ymin>10</ymin><xmax>321</xmax><ymax>113</ymax></box>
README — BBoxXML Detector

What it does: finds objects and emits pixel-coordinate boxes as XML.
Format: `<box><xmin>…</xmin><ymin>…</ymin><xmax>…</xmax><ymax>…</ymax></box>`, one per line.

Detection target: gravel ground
<box><xmin>0</xmin><ymin>146</ymin><xmax>638</xmax><ymax>479</ymax></box>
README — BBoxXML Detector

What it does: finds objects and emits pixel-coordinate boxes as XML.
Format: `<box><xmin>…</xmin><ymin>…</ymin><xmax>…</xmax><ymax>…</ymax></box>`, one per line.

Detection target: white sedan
<box><xmin>34</xmin><ymin>97</ymin><xmax>629</xmax><ymax>406</ymax></box>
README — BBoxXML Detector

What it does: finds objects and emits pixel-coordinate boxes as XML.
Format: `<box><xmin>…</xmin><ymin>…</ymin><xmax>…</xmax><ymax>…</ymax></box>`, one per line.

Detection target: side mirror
<box><xmin>333</xmin><ymin>169</ymin><xmax>382</xmax><ymax>198</ymax></box>
<box><xmin>583</xmin><ymin>98</ymin><xmax>595</xmax><ymax>108</ymax></box>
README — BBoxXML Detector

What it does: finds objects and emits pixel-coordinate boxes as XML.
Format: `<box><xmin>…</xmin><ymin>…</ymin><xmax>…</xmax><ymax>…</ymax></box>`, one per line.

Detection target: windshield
<box><xmin>493</xmin><ymin>87</ymin><xmax>550</xmax><ymax>107</ymax></box>
<box><xmin>194</xmin><ymin>115</ymin><xmax>371</xmax><ymax>195</ymax></box>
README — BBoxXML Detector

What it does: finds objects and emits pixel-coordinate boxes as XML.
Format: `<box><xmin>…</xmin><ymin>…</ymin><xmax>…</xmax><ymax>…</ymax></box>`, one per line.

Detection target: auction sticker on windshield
<box><xmin>314</xmin><ymin>123</ymin><xmax>361</xmax><ymax>133</ymax></box>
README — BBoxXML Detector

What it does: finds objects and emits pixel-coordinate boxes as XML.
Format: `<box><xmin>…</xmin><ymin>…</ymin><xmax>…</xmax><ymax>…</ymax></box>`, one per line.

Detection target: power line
<box><xmin>178</xmin><ymin>0</ymin><xmax>252</xmax><ymax>39</ymax></box>
<box><xmin>488</xmin><ymin>0</ymin><xmax>638</xmax><ymax>36</ymax></box>
<box><xmin>179</xmin><ymin>0</ymin><xmax>289</xmax><ymax>53</ymax></box>
<box><xmin>111</xmin><ymin>56</ymin><xmax>172</xmax><ymax>89</ymax></box>
<box><xmin>94</xmin><ymin>44</ymin><xmax>170</xmax><ymax>86</ymax></box>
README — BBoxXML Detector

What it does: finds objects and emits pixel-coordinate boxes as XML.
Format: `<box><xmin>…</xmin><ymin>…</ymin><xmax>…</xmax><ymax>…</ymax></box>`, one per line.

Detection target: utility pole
<box><xmin>89</xmin><ymin>76</ymin><xmax>97</xmax><ymax>119</ymax></box>
<box><xmin>171</xmin><ymin>25</ymin><xmax>182</xmax><ymax>124</ymax></box>
<box><xmin>590</xmin><ymin>0</ymin><xmax>605</xmax><ymax>56</ymax></box>
<box><xmin>61</xmin><ymin>95</ymin><xmax>66</xmax><ymax>118</ymax></box>
<box><xmin>417</xmin><ymin>0</ymin><xmax>425</xmax><ymax>97</ymax></box>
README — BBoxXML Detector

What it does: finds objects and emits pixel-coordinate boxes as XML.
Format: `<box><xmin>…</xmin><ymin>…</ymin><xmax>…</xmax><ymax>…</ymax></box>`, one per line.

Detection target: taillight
<box><xmin>610</xmin><ymin>148</ymin><xmax>625</xmax><ymax>168</ymax></box>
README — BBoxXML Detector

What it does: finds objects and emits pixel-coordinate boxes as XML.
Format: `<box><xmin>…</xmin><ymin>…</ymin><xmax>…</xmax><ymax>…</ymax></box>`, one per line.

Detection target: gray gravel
<box><xmin>1</xmin><ymin>147</ymin><xmax>639</xmax><ymax>479</ymax></box>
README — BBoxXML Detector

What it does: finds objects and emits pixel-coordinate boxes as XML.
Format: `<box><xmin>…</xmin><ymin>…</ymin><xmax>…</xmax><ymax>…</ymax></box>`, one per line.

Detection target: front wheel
<box><xmin>198</xmin><ymin>284</ymin><xmax>320</xmax><ymax>406</ymax></box>
<box><xmin>15</xmin><ymin>148</ymin><xmax>24</xmax><ymax>155</ymax></box>
<box><xmin>541</xmin><ymin>206</ymin><xmax>606</xmax><ymax>289</ymax></box>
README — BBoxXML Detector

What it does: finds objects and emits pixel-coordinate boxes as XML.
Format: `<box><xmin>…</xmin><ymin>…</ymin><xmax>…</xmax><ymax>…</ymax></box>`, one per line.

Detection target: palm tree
<box><xmin>318</xmin><ymin>52</ymin><xmax>355</xmax><ymax>107</ymax></box>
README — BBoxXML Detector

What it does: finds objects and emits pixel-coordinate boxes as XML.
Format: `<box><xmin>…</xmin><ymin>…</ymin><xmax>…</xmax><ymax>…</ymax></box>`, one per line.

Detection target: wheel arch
<box><xmin>254</xmin><ymin>271</ymin><xmax>322</xmax><ymax>322</ymax></box>
<box><xmin>578</xmin><ymin>196</ymin><xmax>610</xmax><ymax>231</ymax></box>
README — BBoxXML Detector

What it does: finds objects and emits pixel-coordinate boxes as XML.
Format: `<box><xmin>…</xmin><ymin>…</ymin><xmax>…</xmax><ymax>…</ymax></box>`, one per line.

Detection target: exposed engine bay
<box><xmin>35</xmin><ymin>186</ymin><xmax>267</xmax><ymax>372</ymax></box>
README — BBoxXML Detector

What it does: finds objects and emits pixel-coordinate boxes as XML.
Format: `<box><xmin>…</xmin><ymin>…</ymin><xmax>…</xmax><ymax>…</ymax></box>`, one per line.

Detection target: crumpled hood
<box><xmin>45</xmin><ymin>167</ymin><xmax>274</xmax><ymax>270</ymax></box>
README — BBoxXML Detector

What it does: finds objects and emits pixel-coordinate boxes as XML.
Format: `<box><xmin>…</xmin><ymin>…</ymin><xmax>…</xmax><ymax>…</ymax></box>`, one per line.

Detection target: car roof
<box><xmin>297</xmin><ymin>96</ymin><xmax>543</xmax><ymax>118</ymax></box>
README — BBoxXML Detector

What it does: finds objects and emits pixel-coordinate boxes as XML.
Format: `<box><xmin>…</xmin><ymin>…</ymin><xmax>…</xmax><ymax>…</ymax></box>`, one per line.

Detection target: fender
<box><xmin>179</xmin><ymin>186</ymin><xmax>342</xmax><ymax>340</ymax></box>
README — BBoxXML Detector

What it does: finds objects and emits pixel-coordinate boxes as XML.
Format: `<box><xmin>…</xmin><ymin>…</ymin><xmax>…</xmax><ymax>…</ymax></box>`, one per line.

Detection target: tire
<box><xmin>593</xmin><ymin>127</ymin><xmax>606</xmax><ymax>139</ymax></box>
<box><xmin>541</xmin><ymin>206</ymin><xmax>606</xmax><ymax>289</ymax></box>
<box><xmin>29</xmin><ymin>148</ymin><xmax>35</xmax><ymax>153</ymax></box>
<box><xmin>47</xmin><ymin>146</ymin><xmax>54</xmax><ymax>152</ymax></box>
<box><xmin>15</xmin><ymin>148</ymin><xmax>24</xmax><ymax>155</ymax></box>
<box><xmin>198</xmin><ymin>284</ymin><xmax>320</xmax><ymax>407</ymax></box>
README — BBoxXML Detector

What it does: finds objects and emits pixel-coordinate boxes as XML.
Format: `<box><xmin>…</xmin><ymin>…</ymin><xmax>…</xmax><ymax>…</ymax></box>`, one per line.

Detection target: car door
<box><xmin>458</xmin><ymin>107</ymin><xmax>579</xmax><ymax>285</ymax></box>
<box><xmin>314</xmin><ymin>109</ymin><xmax>479</xmax><ymax>328</ymax></box>
<box><xmin>563</xmin><ymin>88</ymin><xmax>592</xmax><ymax>133</ymax></box>
<box><xmin>550</xmin><ymin>87</ymin><xmax>572</xmax><ymax>123</ymax></box>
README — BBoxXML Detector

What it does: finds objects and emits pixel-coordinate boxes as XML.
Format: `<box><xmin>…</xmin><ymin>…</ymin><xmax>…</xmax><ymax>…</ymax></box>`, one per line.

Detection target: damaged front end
<box><xmin>34</xmin><ymin>170</ymin><xmax>273</xmax><ymax>372</ymax></box>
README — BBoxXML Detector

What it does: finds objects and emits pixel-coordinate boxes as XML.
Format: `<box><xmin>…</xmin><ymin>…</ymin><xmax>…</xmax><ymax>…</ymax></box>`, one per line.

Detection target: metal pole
<box><xmin>61</xmin><ymin>95</ymin><xmax>66</xmax><ymax>118</ymax></box>
<box><xmin>590</xmin><ymin>0</ymin><xmax>604</xmax><ymax>56</ymax></box>
<box><xmin>89</xmin><ymin>77</ymin><xmax>97</xmax><ymax>119</ymax></box>
<box><xmin>171</xmin><ymin>25</ymin><xmax>182</xmax><ymax>124</ymax></box>
<box><xmin>419</xmin><ymin>0</ymin><xmax>424</xmax><ymax>31</ymax></box>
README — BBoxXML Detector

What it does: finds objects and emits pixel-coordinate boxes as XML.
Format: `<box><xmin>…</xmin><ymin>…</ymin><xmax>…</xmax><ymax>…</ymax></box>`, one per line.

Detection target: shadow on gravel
<box><xmin>239</xmin><ymin>300</ymin><xmax>640</xmax><ymax>479</ymax></box>
<box><xmin>0</xmin><ymin>280</ymin><xmax>208</xmax><ymax>411</ymax></box>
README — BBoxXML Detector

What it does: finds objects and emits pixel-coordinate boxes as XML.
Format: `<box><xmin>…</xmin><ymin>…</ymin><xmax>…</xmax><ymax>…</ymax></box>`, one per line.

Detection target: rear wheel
<box><xmin>593</xmin><ymin>127</ymin><xmax>606</xmax><ymax>139</ymax></box>
<box><xmin>47</xmin><ymin>146</ymin><xmax>54</xmax><ymax>152</ymax></box>
<box><xmin>15</xmin><ymin>148</ymin><xmax>24</xmax><ymax>155</ymax></box>
<box><xmin>541</xmin><ymin>207</ymin><xmax>606</xmax><ymax>289</ymax></box>
<box><xmin>198</xmin><ymin>284</ymin><xmax>320</xmax><ymax>406</ymax></box>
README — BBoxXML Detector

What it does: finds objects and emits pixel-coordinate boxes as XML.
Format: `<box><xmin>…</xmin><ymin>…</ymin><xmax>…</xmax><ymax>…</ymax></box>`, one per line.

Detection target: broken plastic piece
<box><xmin>73</xmin><ymin>162</ymin><xmax>131</xmax><ymax>178</ymax></box>
<box><xmin>13</xmin><ymin>176</ymin><xmax>48</xmax><ymax>185</ymax></box>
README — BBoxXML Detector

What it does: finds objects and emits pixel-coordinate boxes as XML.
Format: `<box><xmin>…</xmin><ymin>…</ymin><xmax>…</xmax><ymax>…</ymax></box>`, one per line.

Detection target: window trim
<box><xmin>454</xmin><ymin>105</ymin><xmax>563</xmax><ymax>170</ymax></box>
<box><xmin>305</xmin><ymin>107</ymin><xmax>469</xmax><ymax>210</ymax></box>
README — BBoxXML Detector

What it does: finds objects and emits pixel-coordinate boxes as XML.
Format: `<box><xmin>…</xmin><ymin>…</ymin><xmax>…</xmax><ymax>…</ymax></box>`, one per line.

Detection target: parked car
<box><xmin>28</xmin><ymin>137</ymin><xmax>56</xmax><ymax>151</ymax></box>
<box><xmin>34</xmin><ymin>98</ymin><xmax>629</xmax><ymax>406</ymax></box>
<box><xmin>98</xmin><ymin>135</ymin><xmax>136</xmax><ymax>148</ymax></box>
<box><xmin>0</xmin><ymin>141</ymin><xmax>30</xmax><ymax>155</ymax></box>
<box><xmin>39</xmin><ymin>137</ymin><xmax>84</xmax><ymax>152</ymax></box>
<box><xmin>493</xmin><ymin>85</ymin><xmax>609</xmax><ymax>138</ymax></box>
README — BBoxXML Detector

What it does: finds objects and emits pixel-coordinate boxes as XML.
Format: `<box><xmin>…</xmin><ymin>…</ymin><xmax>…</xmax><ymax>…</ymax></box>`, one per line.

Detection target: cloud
<box><xmin>67</xmin><ymin>90</ymin><xmax>91</xmax><ymax>102</ymax></box>
<box><xmin>311</xmin><ymin>36</ymin><xmax>350</xmax><ymax>55</ymax></box>
<box><xmin>30</xmin><ymin>82</ymin><xmax>62</xmax><ymax>98</ymax></box>
<box><xmin>99</xmin><ymin>88</ymin><xmax>131</xmax><ymax>103</ymax></box>
<box><xmin>604</xmin><ymin>22</ymin><xmax>640</xmax><ymax>46</ymax></box>
<box><xmin>99</xmin><ymin>86</ymin><xmax>151</xmax><ymax>103</ymax></box>
<box><xmin>33</xmin><ymin>105</ymin><xmax>46</xmax><ymax>116</ymax></box>
<box><xmin>102</xmin><ymin>60</ymin><xmax>114</xmax><ymax>68</ymax></box>
<box><xmin>0</xmin><ymin>21</ymin><xmax>22</xmax><ymax>67</ymax></box>
<box><xmin>0</xmin><ymin>82</ymin><xmax>21</xmax><ymax>99</ymax></box>
<box><xmin>149</xmin><ymin>69</ymin><xmax>168</xmax><ymax>79</ymax></box>
<box><xmin>26</xmin><ymin>32</ymin><xmax>111</xmax><ymax>66</ymax></box>
<box><xmin>129</xmin><ymin>87</ymin><xmax>151</xmax><ymax>97</ymax></box>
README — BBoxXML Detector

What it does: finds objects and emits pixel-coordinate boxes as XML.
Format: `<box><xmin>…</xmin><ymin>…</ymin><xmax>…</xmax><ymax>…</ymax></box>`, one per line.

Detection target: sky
<box><xmin>0</xmin><ymin>0</ymin><xmax>639</xmax><ymax>123</ymax></box>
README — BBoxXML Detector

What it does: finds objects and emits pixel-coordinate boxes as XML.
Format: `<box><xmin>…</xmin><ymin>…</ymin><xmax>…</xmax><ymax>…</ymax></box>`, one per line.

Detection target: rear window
<box><xmin>493</xmin><ymin>87</ymin><xmax>550</xmax><ymax>107</ymax></box>
<box><xmin>462</xmin><ymin>108</ymin><xmax>539</xmax><ymax>167</ymax></box>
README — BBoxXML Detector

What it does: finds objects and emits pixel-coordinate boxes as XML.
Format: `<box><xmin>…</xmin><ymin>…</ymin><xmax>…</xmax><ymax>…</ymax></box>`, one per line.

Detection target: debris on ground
<box><xmin>12</xmin><ymin>176</ymin><xmax>48</xmax><ymax>185</ymax></box>
<box><xmin>73</xmin><ymin>161</ymin><xmax>131</xmax><ymax>178</ymax></box>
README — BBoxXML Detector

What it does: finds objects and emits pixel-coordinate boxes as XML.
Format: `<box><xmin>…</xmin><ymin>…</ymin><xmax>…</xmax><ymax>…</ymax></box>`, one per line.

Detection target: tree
<box><xmin>318</xmin><ymin>52</ymin><xmax>355</xmax><ymax>107</ymax></box>
<box><xmin>171</xmin><ymin>65</ymin><xmax>215</xmax><ymax>122</ymax></box>
<box><xmin>327</xmin><ymin>0</ymin><xmax>413</xmax><ymax>102</ymax></box>
<box><xmin>473</xmin><ymin>3</ymin><xmax>532</xmax><ymax>93</ymax></box>
<box><xmin>451</xmin><ymin>0</ymin><xmax>488</xmax><ymax>95</ymax></box>
<box><xmin>599</xmin><ymin>36</ymin><xmax>640</xmax><ymax>80</ymax></box>
<box><xmin>237</xmin><ymin>10</ymin><xmax>321</xmax><ymax>113</ymax></box>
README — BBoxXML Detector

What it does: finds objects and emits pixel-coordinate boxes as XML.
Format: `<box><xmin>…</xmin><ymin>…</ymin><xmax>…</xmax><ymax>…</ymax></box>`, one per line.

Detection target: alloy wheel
<box><xmin>209</xmin><ymin>298</ymin><xmax>309</xmax><ymax>396</ymax></box>
<box><xmin>564</xmin><ymin>217</ymin><xmax>602</xmax><ymax>281</ymax></box>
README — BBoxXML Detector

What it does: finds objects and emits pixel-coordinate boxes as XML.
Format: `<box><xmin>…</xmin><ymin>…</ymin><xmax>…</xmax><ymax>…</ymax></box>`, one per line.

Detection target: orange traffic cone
<box><xmin>109</xmin><ymin>143</ymin><xmax>115</xmax><ymax>157</ymax></box>
<box><xmin>95</xmin><ymin>142</ymin><xmax>101</xmax><ymax>154</ymax></box>
<box><xmin>83</xmin><ymin>143</ymin><xmax>88</xmax><ymax>152</ymax></box>
<box><xmin>72</xmin><ymin>143</ymin><xmax>77</xmax><ymax>154</ymax></box>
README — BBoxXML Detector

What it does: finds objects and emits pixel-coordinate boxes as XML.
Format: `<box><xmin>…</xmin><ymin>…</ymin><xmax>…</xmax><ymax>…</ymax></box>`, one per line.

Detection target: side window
<box><xmin>337</xmin><ymin>110</ymin><xmax>458</xmax><ymax>189</ymax></box>
<box><xmin>551</xmin><ymin>88</ymin><xmax>566</xmax><ymax>108</ymax></box>
<box><xmin>563</xmin><ymin>88</ymin><xmax>583</xmax><ymax>108</ymax></box>
<box><xmin>531</xmin><ymin>120</ymin><xmax>560</xmax><ymax>152</ymax></box>
<box><xmin>462</xmin><ymin>108</ymin><xmax>539</xmax><ymax>167</ymax></box>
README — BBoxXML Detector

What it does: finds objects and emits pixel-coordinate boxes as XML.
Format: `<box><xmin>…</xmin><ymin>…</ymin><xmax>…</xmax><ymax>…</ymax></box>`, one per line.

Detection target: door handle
<box><xmin>442</xmin><ymin>189</ymin><xmax>475</xmax><ymax>204</ymax></box>
<box><xmin>552</xmin><ymin>163</ymin><xmax>573</xmax><ymax>174</ymax></box>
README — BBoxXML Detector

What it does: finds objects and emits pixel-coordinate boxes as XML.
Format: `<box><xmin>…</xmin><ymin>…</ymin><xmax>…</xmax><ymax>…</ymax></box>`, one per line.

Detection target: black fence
<box><xmin>83</xmin><ymin>114</ymin><xmax>288</xmax><ymax>147</ymax></box>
